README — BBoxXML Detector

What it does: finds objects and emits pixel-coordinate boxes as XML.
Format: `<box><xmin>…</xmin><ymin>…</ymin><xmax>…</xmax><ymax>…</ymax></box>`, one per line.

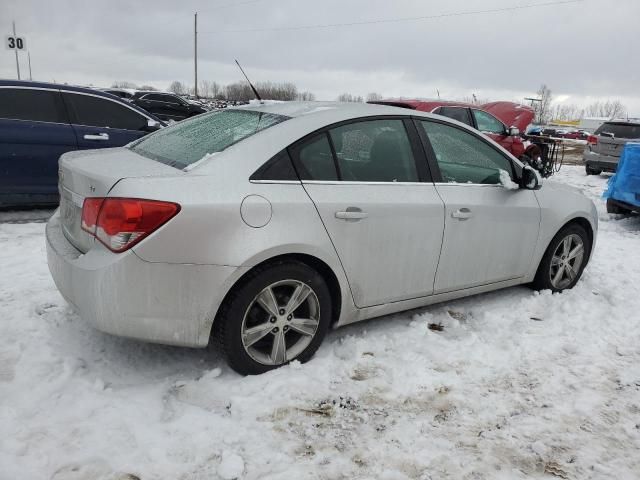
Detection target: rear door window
<box><xmin>437</xmin><ymin>107</ymin><xmax>473</xmax><ymax>127</ymax></box>
<box><xmin>595</xmin><ymin>123</ymin><xmax>640</xmax><ymax>139</ymax></box>
<box><xmin>328</xmin><ymin>119</ymin><xmax>419</xmax><ymax>182</ymax></box>
<box><xmin>63</xmin><ymin>93</ymin><xmax>148</xmax><ymax>131</ymax></box>
<box><xmin>0</xmin><ymin>88</ymin><xmax>67</xmax><ymax>123</ymax></box>
<box><xmin>291</xmin><ymin>133</ymin><xmax>339</xmax><ymax>181</ymax></box>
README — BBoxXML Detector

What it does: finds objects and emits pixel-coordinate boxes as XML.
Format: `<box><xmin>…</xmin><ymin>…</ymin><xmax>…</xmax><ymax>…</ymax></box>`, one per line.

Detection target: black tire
<box><xmin>214</xmin><ymin>260</ymin><xmax>332</xmax><ymax>375</ymax></box>
<box><xmin>531</xmin><ymin>223</ymin><xmax>591</xmax><ymax>292</ymax></box>
<box><xmin>606</xmin><ymin>199</ymin><xmax>632</xmax><ymax>215</ymax></box>
<box><xmin>585</xmin><ymin>165</ymin><xmax>602</xmax><ymax>175</ymax></box>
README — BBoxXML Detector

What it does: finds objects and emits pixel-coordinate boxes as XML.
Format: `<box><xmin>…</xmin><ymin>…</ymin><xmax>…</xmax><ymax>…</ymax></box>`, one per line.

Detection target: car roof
<box><xmin>235</xmin><ymin>100</ymin><xmax>440</xmax><ymax>123</ymax></box>
<box><xmin>0</xmin><ymin>79</ymin><xmax>119</xmax><ymax>98</ymax></box>
<box><xmin>370</xmin><ymin>99</ymin><xmax>476</xmax><ymax>112</ymax></box>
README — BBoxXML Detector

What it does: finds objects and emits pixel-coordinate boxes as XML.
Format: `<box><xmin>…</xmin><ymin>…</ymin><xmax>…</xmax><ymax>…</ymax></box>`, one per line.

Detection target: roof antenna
<box><xmin>235</xmin><ymin>59</ymin><xmax>262</xmax><ymax>103</ymax></box>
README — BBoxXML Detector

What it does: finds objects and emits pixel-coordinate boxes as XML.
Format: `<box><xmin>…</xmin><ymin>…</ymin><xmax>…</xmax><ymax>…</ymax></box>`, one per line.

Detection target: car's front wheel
<box><xmin>532</xmin><ymin>223</ymin><xmax>591</xmax><ymax>292</ymax></box>
<box><xmin>214</xmin><ymin>261</ymin><xmax>332</xmax><ymax>375</ymax></box>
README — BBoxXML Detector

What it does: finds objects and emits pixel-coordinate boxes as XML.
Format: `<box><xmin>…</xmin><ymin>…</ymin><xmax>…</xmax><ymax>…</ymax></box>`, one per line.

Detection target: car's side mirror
<box><xmin>521</xmin><ymin>165</ymin><xmax>542</xmax><ymax>190</ymax></box>
<box><xmin>508</xmin><ymin>126</ymin><xmax>520</xmax><ymax>136</ymax></box>
<box><xmin>144</xmin><ymin>119</ymin><xmax>161</xmax><ymax>132</ymax></box>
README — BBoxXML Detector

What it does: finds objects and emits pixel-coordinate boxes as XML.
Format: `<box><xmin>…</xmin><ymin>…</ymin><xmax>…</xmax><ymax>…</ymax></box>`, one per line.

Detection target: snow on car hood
<box><xmin>481</xmin><ymin>101</ymin><xmax>535</xmax><ymax>131</ymax></box>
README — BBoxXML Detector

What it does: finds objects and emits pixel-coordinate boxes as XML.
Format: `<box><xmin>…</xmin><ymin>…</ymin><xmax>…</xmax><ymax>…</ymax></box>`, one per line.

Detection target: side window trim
<box><xmin>413</xmin><ymin>117</ymin><xmax>516</xmax><ymax>183</ymax></box>
<box><xmin>287</xmin><ymin>115</ymin><xmax>431</xmax><ymax>184</ymax></box>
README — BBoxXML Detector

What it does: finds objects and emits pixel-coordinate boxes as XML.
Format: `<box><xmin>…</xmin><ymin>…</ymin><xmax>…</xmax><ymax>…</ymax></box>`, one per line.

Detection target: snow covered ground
<box><xmin>1</xmin><ymin>166</ymin><xmax>639</xmax><ymax>480</ymax></box>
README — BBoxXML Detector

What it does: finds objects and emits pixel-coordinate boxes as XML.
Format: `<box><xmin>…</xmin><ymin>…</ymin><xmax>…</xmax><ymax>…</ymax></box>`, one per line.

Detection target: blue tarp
<box><xmin>603</xmin><ymin>142</ymin><xmax>640</xmax><ymax>207</ymax></box>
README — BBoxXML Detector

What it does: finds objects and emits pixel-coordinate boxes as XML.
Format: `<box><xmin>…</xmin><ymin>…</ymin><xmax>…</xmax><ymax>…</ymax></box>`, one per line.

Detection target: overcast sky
<box><xmin>2</xmin><ymin>0</ymin><xmax>639</xmax><ymax>114</ymax></box>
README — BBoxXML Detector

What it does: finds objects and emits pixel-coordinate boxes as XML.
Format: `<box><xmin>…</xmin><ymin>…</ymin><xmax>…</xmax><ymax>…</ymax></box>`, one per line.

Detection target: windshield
<box><xmin>129</xmin><ymin>109</ymin><xmax>289</xmax><ymax>168</ymax></box>
<box><xmin>595</xmin><ymin>122</ymin><xmax>640</xmax><ymax>139</ymax></box>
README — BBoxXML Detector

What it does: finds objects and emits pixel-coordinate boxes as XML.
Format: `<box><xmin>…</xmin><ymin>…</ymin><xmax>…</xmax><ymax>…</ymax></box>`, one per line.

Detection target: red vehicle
<box><xmin>370</xmin><ymin>99</ymin><xmax>538</xmax><ymax>162</ymax></box>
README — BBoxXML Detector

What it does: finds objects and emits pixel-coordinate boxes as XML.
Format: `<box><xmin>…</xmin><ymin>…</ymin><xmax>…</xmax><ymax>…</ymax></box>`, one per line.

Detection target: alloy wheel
<box><xmin>549</xmin><ymin>233</ymin><xmax>585</xmax><ymax>290</ymax></box>
<box><xmin>241</xmin><ymin>280</ymin><xmax>320</xmax><ymax>366</ymax></box>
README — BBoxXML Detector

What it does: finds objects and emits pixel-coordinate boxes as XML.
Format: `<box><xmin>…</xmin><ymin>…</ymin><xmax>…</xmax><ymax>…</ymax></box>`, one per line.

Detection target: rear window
<box><xmin>129</xmin><ymin>109</ymin><xmax>289</xmax><ymax>169</ymax></box>
<box><xmin>595</xmin><ymin>122</ymin><xmax>640</xmax><ymax>139</ymax></box>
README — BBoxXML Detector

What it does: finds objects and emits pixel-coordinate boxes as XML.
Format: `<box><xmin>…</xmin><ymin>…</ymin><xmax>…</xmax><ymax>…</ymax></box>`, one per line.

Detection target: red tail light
<box><xmin>81</xmin><ymin>198</ymin><xmax>180</xmax><ymax>253</ymax></box>
<box><xmin>587</xmin><ymin>135</ymin><xmax>598</xmax><ymax>145</ymax></box>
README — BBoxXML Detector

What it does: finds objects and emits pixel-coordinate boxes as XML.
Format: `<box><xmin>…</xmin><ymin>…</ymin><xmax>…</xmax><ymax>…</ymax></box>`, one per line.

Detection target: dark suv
<box><xmin>130</xmin><ymin>92</ymin><xmax>207</xmax><ymax>121</ymax></box>
<box><xmin>0</xmin><ymin>80</ymin><xmax>163</xmax><ymax>208</ymax></box>
<box><xmin>584</xmin><ymin>120</ymin><xmax>640</xmax><ymax>174</ymax></box>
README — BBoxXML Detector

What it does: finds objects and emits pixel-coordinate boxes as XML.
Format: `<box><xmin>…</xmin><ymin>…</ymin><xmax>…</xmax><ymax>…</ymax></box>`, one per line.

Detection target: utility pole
<box><xmin>13</xmin><ymin>21</ymin><xmax>21</xmax><ymax>80</ymax></box>
<box><xmin>28</xmin><ymin>51</ymin><xmax>32</xmax><ymax>80</ymax></box>
<box><xmin>194</xmin><ymin>12</ymin><xmax>198</xmax><ymax>98</ymax></box>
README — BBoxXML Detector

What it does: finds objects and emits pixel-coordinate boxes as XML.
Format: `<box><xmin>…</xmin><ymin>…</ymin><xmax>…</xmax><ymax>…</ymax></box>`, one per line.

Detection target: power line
<box><xmin>200</xmin><ymin>0</ymin><xmax>583</xmax><ymax>34</ymax></box>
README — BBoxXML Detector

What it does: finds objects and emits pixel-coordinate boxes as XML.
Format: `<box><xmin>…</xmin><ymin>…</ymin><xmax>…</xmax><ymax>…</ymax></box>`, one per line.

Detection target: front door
<box><xmin>417</xmin><ymin>119</ymin><xmax>540</xmax><ymax>293</ymax></box>
<box><xmin>290</xmin><ymin>118</ymin><xmax>445</xmax><ymax>308</ymax></box>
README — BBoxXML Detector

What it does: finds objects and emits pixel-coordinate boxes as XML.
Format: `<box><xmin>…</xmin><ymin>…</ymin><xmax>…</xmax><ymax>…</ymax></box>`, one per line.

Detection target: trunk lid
<box><xmin>592</xmin><ymin>136</ymin><xmax>626</xmax><ymax>157</ymax></box>
<box><xmin>58</xmin><ymin>147</ymin><xmax>182</xmax><ymax>252</ymax></box>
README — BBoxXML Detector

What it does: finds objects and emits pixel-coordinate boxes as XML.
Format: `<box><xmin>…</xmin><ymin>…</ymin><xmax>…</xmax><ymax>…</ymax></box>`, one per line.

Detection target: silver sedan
<box><xmin>46</xmin><ymin>102</ymin><xmax>598</xmax><ymax>375</ymax></box>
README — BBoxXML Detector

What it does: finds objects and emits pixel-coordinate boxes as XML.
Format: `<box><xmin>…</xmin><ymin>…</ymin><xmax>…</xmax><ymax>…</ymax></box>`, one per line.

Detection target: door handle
<box><xmin>451</xmin><ymin>208</ymin><xmax>473</xmax><ymax>220</ymax></box>
<box><xmin>83</xmin><ymin>133</ymin><xmax>110</xmax><ymax>141</ymax></box>
<box><xmin>335</xmin><ymin>207</ymin><xmax>368</xmax><ymax>221</ymax></box>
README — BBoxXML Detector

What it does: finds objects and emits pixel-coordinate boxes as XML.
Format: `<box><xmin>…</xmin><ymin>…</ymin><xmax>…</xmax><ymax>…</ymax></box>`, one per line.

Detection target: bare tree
<box><xmin>168</xmin><ymin>81</ymin><xmax>187</xmax><ymax>95</ymax></box>
<box><xmin>111</xmin><ymin>81</ymin><xmax>138</xmax><ymax>89</ymax></box>
<box><xmin>584</xmin><ymin>100</ymin><xmax>626</xmax><ymax>118</ymax></box>
<box><xmin>138</xmin><ymin>85</ymin><xmax>157</xmax><ymax>91</ymax></box>
<box><xmin>533</xmin><ymin>84</ymin><xmax>553</xmax><ymax>124</ymax></box>
<box><xmin>337</xmin><ymin>93</ymin><xmax>364</xmax><ymax>103</ymax></box>
<box><xmin>296</xmin><ymin>91</ymin><xmax>316</xmax><ymax>101</ymax></box>
<box><xmin>366</xmin><ymin>92</ymin><xmax>383</xmax><ymax>102</ymax></box>
<box><xmin>550</xmin><ymin>103</ymin><xmax>583</xmax><ymax>121</ymax></box>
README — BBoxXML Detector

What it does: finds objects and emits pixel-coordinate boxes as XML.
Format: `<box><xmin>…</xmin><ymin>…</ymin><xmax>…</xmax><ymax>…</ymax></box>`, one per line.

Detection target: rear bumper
<box><xmin>46</xmin><ymin>210</ymin><xmax>244</xmax><ymax>347</ymax></box>
<box><xmin>583</xmin><ymin>150</ymin><xmax>619</xmax><ymax>172</ymax></box>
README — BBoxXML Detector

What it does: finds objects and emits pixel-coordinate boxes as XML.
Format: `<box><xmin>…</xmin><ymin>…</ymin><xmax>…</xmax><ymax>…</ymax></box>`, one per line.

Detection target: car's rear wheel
<box><xmin>532</xmin><ymin>224</ymin><xmax>591</xmax><ymax>292</ymax></box>
<box><xmin>214</xmin><ymin>261</ymin><xmax>332</xmax><ymax>375</ymax></box>
<box><xmin>585</xmin><ymin>165</ymin><xmax>602</xmax><ymax>175</ymax></box>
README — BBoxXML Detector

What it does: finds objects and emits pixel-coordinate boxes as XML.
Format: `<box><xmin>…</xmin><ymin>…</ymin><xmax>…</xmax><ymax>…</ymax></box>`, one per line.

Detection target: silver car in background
<box><xmin>46</xmin><ymin>102</ymin><xmax>598</xmax><ymax>375</ymax></box>
<box><xmin>584</xmin><ymin>120</ymin><xmax>640</xmax><ymax>174</ymax></box>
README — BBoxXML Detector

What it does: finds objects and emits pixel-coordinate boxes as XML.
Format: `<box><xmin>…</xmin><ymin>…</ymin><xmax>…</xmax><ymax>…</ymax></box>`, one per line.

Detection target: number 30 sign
<box><xmin>6</xmin><ymin>36</ymin><xmax>26</xmax><ymax>50</ymax></box>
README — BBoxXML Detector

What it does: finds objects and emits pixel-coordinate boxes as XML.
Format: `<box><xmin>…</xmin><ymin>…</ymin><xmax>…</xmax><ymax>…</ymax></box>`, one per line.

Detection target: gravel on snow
<box><xmin>0</xmin><ymin>166</ymin><xmax>638</xmax><ymax>479</ymax></box>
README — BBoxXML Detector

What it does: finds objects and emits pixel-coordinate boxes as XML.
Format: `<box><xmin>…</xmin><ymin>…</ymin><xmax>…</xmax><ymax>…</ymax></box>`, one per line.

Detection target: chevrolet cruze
<box><xmin>46</xmin><ymin>102</ymin><xmax>598</xmax><ymax>375</ymax></box>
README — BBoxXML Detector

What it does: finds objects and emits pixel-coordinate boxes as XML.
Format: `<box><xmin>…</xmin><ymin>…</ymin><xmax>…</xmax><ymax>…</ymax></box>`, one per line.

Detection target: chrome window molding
<box><xmin>249</xmin><ymin>180</ymin><xmax>301</xmax><ymax>185</ymax></box>
<box><xmin>433</xmin><ymin>182</ymin><xmax>504</xmax><ymax>187</ymax></box>
<box><xmin>301</xmin><ymin>180</ymin><xmax>432</xmax><ymax>186</ymax></box>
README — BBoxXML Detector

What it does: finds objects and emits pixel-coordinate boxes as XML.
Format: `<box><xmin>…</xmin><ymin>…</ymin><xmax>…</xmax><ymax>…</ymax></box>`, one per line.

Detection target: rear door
<box><xmin>62</xmin><ymin>92</ymin><xmax>150</xmax><ymax>150</ymax></box>
<box><xmin>416</xmin><ymin>118</ymin><xmax>540</xmax><ymax>293</ymax></box>
<box><xmin>0</xmin><ymin>87</ymin><xmax>77</xmax><ymax>206</ymax></box>
<box><xmin>290</xmin><ymin>117</ymin><xmax>445</xmax><ymax>308</ymax></box>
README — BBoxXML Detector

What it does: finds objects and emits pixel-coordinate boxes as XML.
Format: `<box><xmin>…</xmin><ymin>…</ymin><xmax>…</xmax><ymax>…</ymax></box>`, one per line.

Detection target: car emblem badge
<box><xmin>89</xmin><ymin>185</ymin><xmax>96</xmax><ymax>193</ymax></box>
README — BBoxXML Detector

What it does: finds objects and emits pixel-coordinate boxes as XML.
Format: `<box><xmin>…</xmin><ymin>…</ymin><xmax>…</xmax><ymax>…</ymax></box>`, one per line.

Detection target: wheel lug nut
<box><xmin>272</xmin><ymin>327</ymin><xmax>279</xmax><ymax>333</ymax></box>
<box><xmin>283</xmin><ymin>326</ymin><xmax>289</xmax><ymax>332</ymax></box>
<box><xmin>279</xmin><ymin>309</ymin><xmax>285</xmax><ymax>315</ymax></box>
<box><xmin>287</xmin><ymin>314</ymin><xmax>292</xmax><ymax>321</ymax></box>
<box><xmin>270</xmin><ymin>317</ymin><xmax>276</xmax><ymax>323</ymax></box>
